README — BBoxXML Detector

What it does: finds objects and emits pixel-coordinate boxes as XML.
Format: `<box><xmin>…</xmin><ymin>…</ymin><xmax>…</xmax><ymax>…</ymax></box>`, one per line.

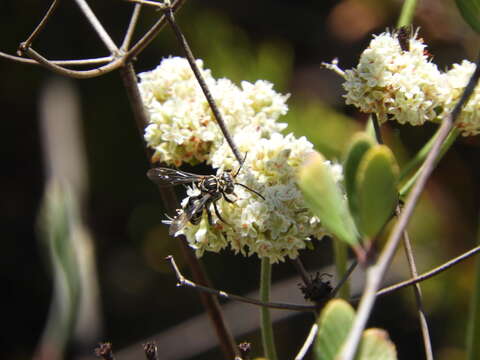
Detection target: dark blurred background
<box><xmin>1</xmin><ymin>1</ymin><xmax>480</xmax><ymax>359</ymax></box>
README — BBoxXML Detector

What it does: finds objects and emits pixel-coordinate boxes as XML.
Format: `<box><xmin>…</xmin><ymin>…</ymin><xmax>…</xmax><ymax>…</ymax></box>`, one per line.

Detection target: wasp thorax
<box><xmin>201</xmin><ymin>177</ymin><xmax>220</xmax><ymax>193</ymax></box>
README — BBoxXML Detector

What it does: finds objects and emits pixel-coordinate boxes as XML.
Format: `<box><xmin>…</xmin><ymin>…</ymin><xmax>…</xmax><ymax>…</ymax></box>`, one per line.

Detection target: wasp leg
<box><xmin>205</xmin><ymin>202</ymin><xmax>214</xmax><ymax>226</ymax></box>
<box><xmin>222</xmin><ymin>192</ymin><xmax>237</xmax><ymax>204</ymax></box>
<box><xmin>213</xmin><ymin>201</ymin><xmax>230</xmax><ymax>226</ymax></box>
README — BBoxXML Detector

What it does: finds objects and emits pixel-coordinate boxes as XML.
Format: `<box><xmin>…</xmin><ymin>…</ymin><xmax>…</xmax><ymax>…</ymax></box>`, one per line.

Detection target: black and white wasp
<box><xmin>147</xmin><ymin>162</ymin><xmax>264</xmax><ymax>235</ymax></box>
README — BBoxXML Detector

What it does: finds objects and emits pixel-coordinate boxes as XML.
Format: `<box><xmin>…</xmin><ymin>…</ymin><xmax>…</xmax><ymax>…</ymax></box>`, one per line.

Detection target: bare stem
<box><xmin>338</xmin><ymin>53</ymin><xmax>480</xmax><ymax>360</ymax></box>
<box><xmin>162</xmin><ymin>5</ymin><xmax>243</xmax><ymax>164</ymax></box>
<box><xmin>372</xmin><ymin>110</ymin><xmax>433</xmax><ymax>360</ymax></box>
<box><xmin>377</xmin><ymin>244</ymin><xmax>480</xmax><ymax>297</ymax></box>
<box><xmin>401</xmin><ymin>230</ymin><xmax>433</xmax><ymax>360</ymax></box>
<box><xmin>119</xmin><ymin>62</ymin><xmax>239</xmax><ymax>360</ymax></box>
<box><xmin>332</xmin><ymin>260</ymin><xmax>357</xmax><ymax>297</ymax></box>
<box><xmin>370</xmin><ymin>113</ymin><xmax>384</xmax><ymax>145</ymax></box>
<box><xmin>166</xmin><ymin>255</ymin><xmax>316</xmax><ymax>312</ymax></box>
<box><xmin>1</xmin><ymin>51</ymin><xmax>113</xmax><ymax>66</ymax></box>
<box><xmin>73</xmin><ymin>0</ymin><xmax>119</xmax><ymax>54</ymax></box>
<box><xmin>292</xmin><ymin>258</ymin><xmax>311</xmax><ymax>286</ymax></box>
<box><xmin>17</xmin><ymin>0</ymin><xmax>61</xmax><ymax>55</ymax></box>
<box><xmin>121</xmin><ymin>3</ymin><xmax>143</xmax><ymax>51</ymax></box>
<box><xmin>20</xmin><ymin>47</ymin><xmax>124</xmax><ymax>79</ymax></box>
<box><xmin>294</xmin><ymin>324</ymin><xmax>318</xmax><ymax>360</ymax></box>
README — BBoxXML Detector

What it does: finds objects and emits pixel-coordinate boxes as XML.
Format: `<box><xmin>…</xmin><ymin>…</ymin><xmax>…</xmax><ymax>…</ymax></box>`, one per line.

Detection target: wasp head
<box><xmin>221</xmin><ymin>171</ymin><xmax>235</xmax><ymax>194</ymax></box>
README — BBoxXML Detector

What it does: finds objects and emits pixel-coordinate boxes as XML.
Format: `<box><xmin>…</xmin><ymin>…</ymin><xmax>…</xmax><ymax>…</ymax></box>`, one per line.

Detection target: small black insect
<box><xmin>397</xmin><ymin>26</ymin><xmax>411</xmax><ymax>52</ymax></box>
<box><xmin>299</xmin><ymin>272</ymin><xmax>333</xmax><ymax>303</ymax></box>
<box><xmin>147</xmin><ymin>161</ymin><xmax>264</xmax><ymax>235</ymax></box>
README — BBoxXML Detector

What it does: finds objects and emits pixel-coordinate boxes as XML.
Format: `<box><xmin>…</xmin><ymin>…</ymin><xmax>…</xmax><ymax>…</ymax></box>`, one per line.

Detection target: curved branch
<box><xmin>18</xmin><ymin>0</ymin><xmax>61</xmax><ymax>52</ymax></box>
<box><xmin>21</xmin><ymin>47</ymin><xmax>124</xmax><ymax>79</ymax></box>
<box><xmin>1</xmin><ymin>51</ymin><xmax>113</xmax><ymax>66</ymax></box>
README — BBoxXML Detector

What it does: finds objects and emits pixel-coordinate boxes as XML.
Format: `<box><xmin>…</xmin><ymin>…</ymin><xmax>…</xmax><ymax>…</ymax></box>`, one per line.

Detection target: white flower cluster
<box><xmin>338</xmin><ymin>30</ymin><xmax>480</xmax><ymax>136</ymax></box>
<box><xmin>141</xmin><ymin>57</ymin><xmax>343</xmax><ymax>262</ymax></box>
<box><xmin>139</xmin><ymin>57</ymin><xmax>288</xmax><ymax>166</ymax></box>
<box><xmin>182</xmin><ymin>133</ymin><xmax>333</xmax><ymax>263</ymax></box>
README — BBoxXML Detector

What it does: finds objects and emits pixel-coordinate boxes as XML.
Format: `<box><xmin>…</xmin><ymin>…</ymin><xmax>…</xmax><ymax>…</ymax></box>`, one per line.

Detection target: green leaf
<box><xmin>314</xmin><ymin>299</ymin><xmax>355</xmax><ymax>360</ymax></box>
<box><xmin>456</xmin><ymin>0</ymin><xmax>480</xmax><ymax>33</ymax></box>
<box><xmin>356</xmin><ymin>328</ymin><xmax>397</xmax><ymax>360</ymax></box>
<box><xmin>314</xmin><ymin>300</ymin><xmax>398</xmax><ymax>360</ymax></box>
<box><xmin>298</xmin><ymin>152</ymin><xmax>359</xmax><ymax>247</ymax></box>
<box><xmin>343</xmin><ymin>133</ymin><xmax>376</xmax><ymax>218</ymax></box>
<box><xmin>356</xmin><ymin>146</ymin><xmax>399</xmax><ymax>239</ymax></box>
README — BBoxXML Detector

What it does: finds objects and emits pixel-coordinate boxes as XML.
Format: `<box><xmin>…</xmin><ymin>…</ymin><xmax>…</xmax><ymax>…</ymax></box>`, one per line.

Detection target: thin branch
<box><xmin>20</xmin><ymin>47</ymin><xmax>123</xmax><ymax>79</ymax></box>
<box><xmin>166</xmin><ymin>255</ymin><xmax>316</xmax><ymax>312</ymax></box>
<box><xmin>118</xmin><ymin>63</ymin><xmax>150</xmax><ymax>138</ymax></box>
<box><xmin>125</xmin><ymin>0</ymin><xmax>187</xmax><ymax>62</ymax></box>
<box><xmin>17</xmin><ymin>0</ymin><xmax>61</xmax><ymax>55</ymax></box>
<box><xmin>73</xmin><ymin>0</ymin><xmax>119</xmax><ymax>54</ymax></box>
<box><xmin>159</xmin><ymin>242</ymin><xmax>479</xmax><ymax>309</ymax></box>
<box><xmin>126</xmin><ymin>0</ymin><xmax>164</xmax><ymax>7</ymax></box>
<box><xmin>161</xmin><ymin>4</ymin><xmax>244</xmax><ymax>164</ymax></box>
<box><xmin>121</xmin><ymin>3</ymin><xmax>143</xmax><ymax>51</ymax></box>
<box><xmin>372</xmin><ymin>109</ymin><xmax>433</xmax><ymax>360</ymax></box>
<box><xmin>294</xmin><ymin>324</ymin><xmax>318</xmax><ymax>360</ymax></box>
<box><xmin>171</xmin><ymin>243</ymin><xmax>480</xmax><ymax>314</ymax></box>
<box><xmin>292</xmin><ymin>258</ymin><xmax>312</xmax><ymax>287</ymax></box>
<box><xmin>331</xmin><ymin>260</ymin><xmax>357</xmax><ymax>297</ymax></box>
<box><xmin>1</xmin><ymin>51</ymin><xmax>113</xmax><ymax>66</ymax></box>
<box><xmin>371</xmin><ymin>113</ymin><xmax>384</xmax><ymax>145</ymax></box>
<box><xmin>377</xmin><ymin>244</ymin><xmax>480</xmax><ymax>297</ymax></box>
<box><xmin>338</xmin><ymin>53</ymin><xmax>480</xmax><ymax>360</ymax></box>
<box><xmin>401</xmin><ymin>230</ymin><xmax>433</xmax><ymax>360</ymax></box>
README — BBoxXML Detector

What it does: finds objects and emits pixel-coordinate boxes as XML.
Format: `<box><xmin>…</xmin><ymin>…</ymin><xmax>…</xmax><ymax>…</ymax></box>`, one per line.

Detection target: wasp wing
<box><xmin>169</xmin><ymin>194</ymin><xmax>212</xmax><ymax>236</ymax></box>
<box><xmin>147</xmin><ymin>167</ymin><xmax>205</xmax><ymax>187</ymax></box>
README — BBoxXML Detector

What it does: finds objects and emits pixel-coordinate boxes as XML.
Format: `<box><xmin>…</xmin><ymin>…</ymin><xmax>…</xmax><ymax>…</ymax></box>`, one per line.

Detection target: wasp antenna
<box><xmin>235</xmin><ymin>182</ymin><xmax>265</xmax><ymax>200</ymax></box>
<box><xmin>234</xmin><ymin>152</ymin><xmax>249</xmax><ymax>178</ymax></box>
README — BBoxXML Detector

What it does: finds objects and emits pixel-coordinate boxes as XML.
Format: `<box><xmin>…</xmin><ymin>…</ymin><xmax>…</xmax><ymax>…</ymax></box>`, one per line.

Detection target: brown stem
<box><xmin>376</xmin><ymin>244</ymin><xmax>480</xmax><ymax>297</ymax></box>
<box><xmin>166</xmin><ymin>255</ymin><xmax>316</xmax><ymax>312</ymax></box>
<box><xmin>162</xmin><ymin>6</ymin><xmax>243</xmax><ymax>164</ymax></box>
<box><xmin>119</xmin><ymin>62</ymin><xmax>239</xmax><ymax>359</ymax></box>
<box><xmin>401</xmin><ymin>230</ymin><xmax>433</xmax><ymax>360</ymax></box>
<box><xmin>17</xmin><ymin>0</ymin><xmax>61</xmax><ymax>56</ymax></box>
